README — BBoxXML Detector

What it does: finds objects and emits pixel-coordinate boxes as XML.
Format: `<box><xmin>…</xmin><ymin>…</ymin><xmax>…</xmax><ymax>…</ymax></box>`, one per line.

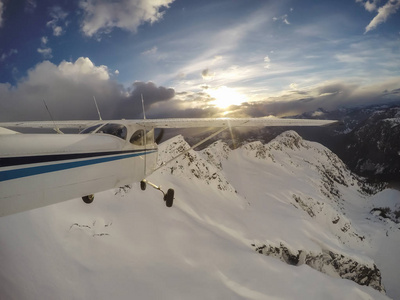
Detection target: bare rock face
<box><xmin>252</xmin><ymin>242</ymin><xmax>385</xmax><ymax>293</ymax></box>
<box><xmin>200</xmin><ymin>140</ymin><xmax>231</xmax><ymax>170</ymax></box>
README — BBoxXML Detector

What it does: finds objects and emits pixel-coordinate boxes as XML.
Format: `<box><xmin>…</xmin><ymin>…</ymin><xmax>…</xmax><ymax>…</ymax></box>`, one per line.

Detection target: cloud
<box><xmin>364</xmin><ymin>0</ymin><xmax>400</xmax><ymax>33</ymax></box>
<box><xmin>128</xmin><ymin>81</ymin><xmax>175</xmax><ymax>109</ymax></box>
<box><xmin>25</xmin><ymin>0</ymin><xmax>37</xmax><ymax>13</ymax></box>
<box><xmin>240</xmin><ymin>80</ymin><xmax>400</xmax><ymax>117</ymax></box>
<box><xmin>141</xmin><ymin>46</ymin><xmax>158</xmax><ymax>56</ymax></box>
<box><xmin>79</xmin><ymin>0</ymin><xmax>175</xmax><ymax>37</ymax></box>
<box><xmin>37</xmin><ymin>36</ymin><xmax>52</xmax><ymax>59</ymax></box>
<box><xmin>0</xmin><ymin>57</ymin><xmax>176</xmax><ymax>122</ymax></box>
<box><xmin>356</xmin><ymin>0</ymin><xmax>379</xmax><ymax>12</ymax></box>
<box><xmin>58</xmin><ymin>57</ymin><xmax>110</xmax><ymax>80</ymax></box>
<box><xmin>264</xmin><ymin>56</ymin><xmax>271</xmax><ymax>69</ymax></box>
<box><xmin>46</xmin><ymin>6</ymin><xmax>69</xmax><ymax>36</ymax></box>
<box><xmin>0</xmin><ymin>0</ymin><xmax>4</xmax><ymax>27</ymax></box>
<box><xmin>201</xmin><ymin>68</ymin><xmax>215</xmax><ymax>80</ymax></box>
<box><xmin>272</xmin><ymin>14</ymin><xmax>290</xmax><ymax>25</ymax></box>
<box><xmin>0</xmin><ymin>49</ymin><xmax>18</xmax><ymax>62</ymax></box>
<box><xmin>1</xmin><ymin>57</ymin><xmax>399</xmax><ymax>123</ymax></box>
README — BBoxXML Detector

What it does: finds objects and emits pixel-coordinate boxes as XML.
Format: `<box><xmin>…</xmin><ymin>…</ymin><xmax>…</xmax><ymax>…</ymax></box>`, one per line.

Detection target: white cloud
<box><xmin>0</xmin><ymin>57</ymin><xmax>176</xmax><ymax>121</ymax></box>
<box><xmin>41</xmin><ymin>36</ymin><xmax>48</xmax><ymax>44</ymax></box>
<box><xmin>46</xmin><ymin>6</ymin><xmax>68</xmax><ymax>36</ymax></box>
<box><xmin>264</xmin><ymin>56</ymin><xmax>271</xmax><ymax>69</ymax></box>
<box><xmin>0</xmin><ymin>58</ymin><xmax>119</xmax><ymax>121</ymax></box>
<box><xmin>364</xmin><ymin>0</ymin><xmax>400</xmax><ymax>33</ymax></box>
<box><xmin>142</xmin><ymin>46</ymin><xmax>158</xmax><ymax>55</ymax></box>
<box><xmin>52</xmin><ymin>26</ymin><xmax>63</xmax><ymax>36</ymax></box>
<box><xmin>356</xmin><ymin>0</ymin><xmax>379</xmax><ymax>12</ymax></box>
<box><xmin>58</xmin><ymin>57</ymin><xmax>110</xmax><ymax>81</ymax></box>
<box><xmin>0</xmin><ymin>0</ymin><xmax>4</xmax><ymax>27</ymax></box>
<box><xmin>79</xmin><ymin>0</ymin><xmax>175</xmax><ymax>37</ymax></box>
<box><xmin>37</xmin><ymin>47</ymin><xmax>52</xmax><ymax>58</ymax></box>
<box><xmin>37</xmin><ymin>36</ymin><xmax>52</xmax><ymax>59</ymax></box>
<box><xmin>273</xmin><ymin>14</ymin><xmax>290</xmax><ymax>25</ymax></box>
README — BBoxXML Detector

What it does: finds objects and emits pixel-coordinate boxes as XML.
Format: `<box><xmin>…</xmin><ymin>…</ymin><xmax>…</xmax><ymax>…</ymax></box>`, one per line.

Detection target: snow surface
<box><xmin>384</xmin><ymin>118</ymin><xmax>400</xmax><ymax>128</ymax></box>
<box><xmin>0</xmin><ymin>131</ymin><xmax>399</xmax><ymax>300</ymax></box>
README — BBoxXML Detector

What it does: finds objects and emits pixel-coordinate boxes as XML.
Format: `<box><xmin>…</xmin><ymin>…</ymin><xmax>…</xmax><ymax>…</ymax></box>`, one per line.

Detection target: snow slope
<box><xmin>0</xmin><ymin>131</ymin><xmax>399</xmax><ymax>300</ymax></box>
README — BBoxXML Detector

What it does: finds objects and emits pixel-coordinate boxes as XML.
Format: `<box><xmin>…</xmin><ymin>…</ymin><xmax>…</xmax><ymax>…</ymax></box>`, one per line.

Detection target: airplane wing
<box><xmin>0</xmin><ymin>120</ymin><xmax>99</xmax><ymax>129</ymax></box>
<box><xmin>136</xmin><ymin>117</ymin><xmax>338</xmax><ymax>128</ymax></box>
<box><xmin>0</xmin><ymin>117</ymin><xmax>338</xmax><ymax>130</ymax></box>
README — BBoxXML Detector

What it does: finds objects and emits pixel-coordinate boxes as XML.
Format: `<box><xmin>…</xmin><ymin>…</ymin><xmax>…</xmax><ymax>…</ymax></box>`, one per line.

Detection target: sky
<box><xmin>0</xmin><ymin>0</ymin><xmax>399</xmax><ymax>121</ymax></box>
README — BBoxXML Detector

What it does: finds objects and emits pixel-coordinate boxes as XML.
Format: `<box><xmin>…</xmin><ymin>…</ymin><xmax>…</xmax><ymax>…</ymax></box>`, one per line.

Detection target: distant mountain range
<box><xmin>297</xmin><ymin>103</ymin><xmax>400</xmax><ymax>185</ymax></box>
<box><xmin>186</xmin><ymin>102</ymin><xmax>400</xmax><ymax>185</ymax></box>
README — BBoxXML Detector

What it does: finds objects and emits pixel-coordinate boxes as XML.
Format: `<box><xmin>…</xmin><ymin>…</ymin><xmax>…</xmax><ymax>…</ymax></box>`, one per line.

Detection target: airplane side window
<box><xmin>97</xmin><ymin>124</ymin><xmax>127</xmax><ymax>140</ymax></box>
<box><xmin>130</xmin><ymin>130</ymin><xmax>144</xmax><ymax>145</ymax></box>
<box><xmin>146</xmin><ymin>129</ymin><xmax>154</xmax><ymax>145</ymax></box>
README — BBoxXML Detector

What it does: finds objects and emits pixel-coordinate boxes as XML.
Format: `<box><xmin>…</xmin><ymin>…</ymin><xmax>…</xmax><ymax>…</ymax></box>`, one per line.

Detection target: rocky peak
<box><xmin>267</xmin><ymin>130</ymin><xmax>310</xmax><ymax>151</ymax></box>
<box><xmin>158</xmin><ymin>135</ymin><xmax>234</xmax><ymax>192</ymax></box>
<box><xmin>200</xmin><ymin>140</ymin><xmax>231</xmax><ymax>170</ymax></box>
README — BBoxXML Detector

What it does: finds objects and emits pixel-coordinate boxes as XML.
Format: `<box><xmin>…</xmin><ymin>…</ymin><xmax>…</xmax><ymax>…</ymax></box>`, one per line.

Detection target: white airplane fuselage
<box><xmin>0</xmin><ymin>123</ymin><xmax>157</xmax><ymax>216</ymax></box>
<box><xmin>0</xmin><ymin>117</ymin><xmax>338</xmax><ymax>217</ymax></box>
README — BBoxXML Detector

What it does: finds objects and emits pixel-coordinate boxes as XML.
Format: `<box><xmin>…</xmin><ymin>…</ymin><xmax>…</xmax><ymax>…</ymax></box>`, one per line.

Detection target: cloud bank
<box><xmin>0</xmin><ymin>58</ymin><xmax>175</xmax><ymax>122</ymax></box>
<box><xmin>0</xmin><ymin>57</ymin><xmax>399</xmax><ymax>124</ymax></box>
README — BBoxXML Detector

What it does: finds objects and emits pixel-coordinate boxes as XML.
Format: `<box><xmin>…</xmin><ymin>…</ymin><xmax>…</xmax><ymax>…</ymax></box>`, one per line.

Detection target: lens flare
<box><xmin>207</xmin><ymin>86</ymin><xmax>246</xmax><ymax>109</ymax></box>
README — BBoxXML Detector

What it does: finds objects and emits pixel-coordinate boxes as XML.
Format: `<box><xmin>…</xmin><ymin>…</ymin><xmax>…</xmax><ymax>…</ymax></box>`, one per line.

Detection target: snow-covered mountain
<box><xmin>187</xmin><ymin>103</ymin><xmax>400</xmax><ymax>184</ymax></box>
<box><xmin>0</xmin><ymin>132</ymin><xmax>399</xmax><ymax>300</ymax></box>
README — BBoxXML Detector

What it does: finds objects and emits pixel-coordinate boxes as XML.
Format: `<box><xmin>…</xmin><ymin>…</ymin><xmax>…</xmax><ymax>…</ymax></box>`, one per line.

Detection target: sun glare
<box><xmin>207</xmin><ymin>86</ymin><xmax>247</xmax><ymax>109</ymax></box>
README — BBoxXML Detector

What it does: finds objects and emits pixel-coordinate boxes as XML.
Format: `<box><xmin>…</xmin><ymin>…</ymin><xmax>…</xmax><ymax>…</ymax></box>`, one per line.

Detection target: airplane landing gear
<box><xmin>140</xmin><ymin>180</ymin><xmax>147</xmax><ymax>191</ymax></box>
<box><xmin>140</xmin><ymin>180</ymin><xmax>174</xmax><ymax>207</ymax></box>
<box><xmin>164</xmin><ymin>189</ymin><xmax>174</xmax><ymax>207</ymax></box>
<box><xmin>82</xmin><ymin>194</ymin><xmax>94</xmax><ymax>204</ymax></box>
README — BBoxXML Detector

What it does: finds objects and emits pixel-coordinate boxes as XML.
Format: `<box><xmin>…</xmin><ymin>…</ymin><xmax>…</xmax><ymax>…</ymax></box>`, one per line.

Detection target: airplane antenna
<box><xmin>93</xmin><ymin>96</ymin><xmax>102</xmax><ymax>120</ymax></box>
<box><xmin>43</xmin><ymin>99</ymin><xmax>63</xmax><ymax>134</ymax></box>
<box><xmin>141</xmin><ymin>94</ymin><xmax>146</xmax><ymax>120</ymax></box>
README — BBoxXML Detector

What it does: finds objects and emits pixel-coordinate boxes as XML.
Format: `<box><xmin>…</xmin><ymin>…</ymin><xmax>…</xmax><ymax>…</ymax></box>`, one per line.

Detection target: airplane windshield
<box><xmin>79</xmin><ymin>124</ymin><xmax>103</xmax><ymax>134</ymax></box>
<box><xmin>97</xmin><ymin>123</ymin><xmax>127</xmax><ymax>140</ymax></box>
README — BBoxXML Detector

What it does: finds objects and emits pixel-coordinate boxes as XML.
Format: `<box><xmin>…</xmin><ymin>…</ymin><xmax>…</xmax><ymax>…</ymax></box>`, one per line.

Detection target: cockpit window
<box><xmin>97</xmin><ymin>123</ymin><xmax>127</xmax><ymax>140</ymax></box>
<box><xmin>79</xmin><ymin>124</ymin><xmax>103</xmax><ymax>134</ymax></box>
<box><xmin>130</xmin><ymin>130</ymin><xmax>144</xmax><ymax>145</ymax></box>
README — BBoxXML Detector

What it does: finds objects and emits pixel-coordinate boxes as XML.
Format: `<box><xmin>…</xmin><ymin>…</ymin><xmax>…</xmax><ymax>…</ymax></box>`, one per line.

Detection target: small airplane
<box><xmin>0</xmin><ymin>117</ymin><xmax>337</xmax><ymax>217</ymax></box>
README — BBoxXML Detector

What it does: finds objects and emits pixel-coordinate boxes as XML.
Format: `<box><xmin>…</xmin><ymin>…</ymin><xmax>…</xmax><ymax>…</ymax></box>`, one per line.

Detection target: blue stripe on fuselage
<box><xmin>0</xmin><ymin>150</ymin><xmax>156</xmax><ymax>182</ymax></box>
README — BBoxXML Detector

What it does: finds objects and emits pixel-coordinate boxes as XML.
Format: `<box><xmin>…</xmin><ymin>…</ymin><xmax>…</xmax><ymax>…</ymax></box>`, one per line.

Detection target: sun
<box><xmin>207</xmin><ymin>86</ymin><xmax>247</xmax><ymax>109</ymax></box>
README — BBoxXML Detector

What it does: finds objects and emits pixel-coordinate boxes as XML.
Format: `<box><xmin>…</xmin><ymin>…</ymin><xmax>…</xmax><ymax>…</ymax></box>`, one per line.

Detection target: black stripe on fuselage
<box><xmin>0</xmin><ymin>149</ymin><xmax>157</xmax><ymax>168</ymax></box>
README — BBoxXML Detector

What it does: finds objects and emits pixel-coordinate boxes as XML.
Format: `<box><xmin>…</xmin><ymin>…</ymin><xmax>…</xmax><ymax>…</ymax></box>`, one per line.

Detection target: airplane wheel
<box><xmin>140</xmin><ymin>180</ymin><xmax>146</xmax><ymax>191</ymax></box>
<box><xmin>82</xmin><ymin>194</ymin><xmax>94</xmax><ymax>204</ymax></box>
<box><xmin>164</xmin><ymin>189</ymin><xmax>174</xmax><ymax>208</ymax></box>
